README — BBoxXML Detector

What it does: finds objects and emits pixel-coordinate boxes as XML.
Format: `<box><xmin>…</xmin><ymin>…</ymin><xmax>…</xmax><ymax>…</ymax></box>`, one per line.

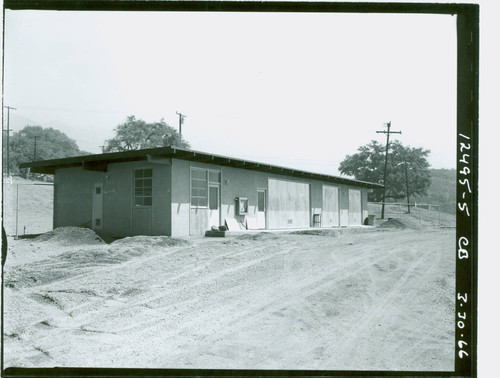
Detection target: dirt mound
<box><xmin>290</xmin><ymin>229</ymin><xmax>340</xmax><ymax>237</ymax></box>
<box><xmin>235</xmin><ymin>232</ymin><xmax>281</xmax><ymax>241</ymax></box>
<box><xmin>34</xmin><ymin>227</ymin><xmax>105</xmax><ymax>245</ymax></box>
<box><xmin>111</xmin><ymin>236</ymin><xmax>190</xmax><ymax>248</ymax></box>
<box><xmin>377</xmin><ymin>218</ymin><xmax>408</xmax><ymax>229</ymax></box>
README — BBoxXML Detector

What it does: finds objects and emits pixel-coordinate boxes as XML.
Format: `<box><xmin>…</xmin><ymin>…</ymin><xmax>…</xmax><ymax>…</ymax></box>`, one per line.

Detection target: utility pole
<box><xmin>404</xmin><ymin>154</ymin><xmax>411</xmax><ymax>214</ymax></box>
<box><xmin>3</xmin><ymin>106</ymin><xmax>16</xmax><ymax>176</ymax></box>
<box><xmin>32</xmin><ymin>136</ymin><xmax>39</xmax><ymax>161</ymax></box>
<box><xmin>376</xmin><ymin>121</ymin><xmax>401</xmax><ymax>219</ymax></box>
<box><xmin>176</xmin><ymin>111</ymin><xmax>187</xmax><ymax>136</ymax></box>
<box><xmin>99</xmin><ymin>141</ymin><xmax>107</xmax><ymax>153</ymax></box>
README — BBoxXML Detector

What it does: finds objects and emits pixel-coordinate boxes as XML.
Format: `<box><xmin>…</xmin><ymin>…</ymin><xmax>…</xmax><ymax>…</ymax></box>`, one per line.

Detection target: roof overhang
<box><xmin>19</xmin><ymin>147</ymin><xmax>384</xmax><ymax>189</ymax></box>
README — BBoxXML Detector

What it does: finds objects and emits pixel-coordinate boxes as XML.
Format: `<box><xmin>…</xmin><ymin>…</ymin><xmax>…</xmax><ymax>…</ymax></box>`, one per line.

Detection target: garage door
<box><xmin>348</xmin><ymin>189</ymin><xmax>362</xmax><ymax>225</ymax></box>
<box><xmin>322</xmin><ymin>185</ymin><xmax>339</xmax><ymax>227</ymax></box>
<box><xmin>268</xmin><ymin>178</ymin><xmax>310</xmax><ymax>229</ymax></box>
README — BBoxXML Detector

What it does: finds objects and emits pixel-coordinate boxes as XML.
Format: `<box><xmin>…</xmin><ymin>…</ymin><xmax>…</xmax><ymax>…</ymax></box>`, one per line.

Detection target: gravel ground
<box><xmin>2</xmin><ymin>225</ymin><xmax>455</xmax><ymax>371</ymax></box>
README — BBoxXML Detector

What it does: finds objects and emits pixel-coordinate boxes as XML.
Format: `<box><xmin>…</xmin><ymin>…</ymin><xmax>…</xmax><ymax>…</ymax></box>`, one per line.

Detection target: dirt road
<box><xmin>3</xmin><ymin>226</ymin><xmax>455</xmax><ymax>371</ymax></box>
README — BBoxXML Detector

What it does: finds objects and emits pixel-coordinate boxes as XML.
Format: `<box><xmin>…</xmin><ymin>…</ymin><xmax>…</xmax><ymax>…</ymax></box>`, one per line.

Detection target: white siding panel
<box><xmin>268</xmin><ymin>178</ymin><xmax>310</xmax><ymax>229</ymax></box>
<box><xmin>348</xmin><ymin>189</ymin><xmax>362</xmax><ymax>225</ymax></box>
<box><xmin>322</xmin><ymin>185</ymin><xmax>339</xmax><ymax>227</ymax></box>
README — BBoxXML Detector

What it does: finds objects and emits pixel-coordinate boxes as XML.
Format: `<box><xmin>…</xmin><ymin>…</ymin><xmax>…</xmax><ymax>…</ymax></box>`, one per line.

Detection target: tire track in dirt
<box><xmin>53</xmin><ymin>234</ymin><xmax>398</xmax><ymax>343</ymax></box>
<box><xmin>4</xmin><ymin>229</ymin><xmax>455</xmax><ymax>369</ymax></box>
<box><xmin>328</xmin><ymin>236</ymin><xmax>450</xmax><ymax>368</ymax></box>
<box><xmin>83</xmin><ymin>243</ymin><xmax>300</xmax><ymax>334</ymax></box>
<box><xmin>18</xmin><ymin>240</ymin><xmax>301</xmax><ymax>348</ymax></box>
<box><xmin>123</xmin><ymin>238</ymin><xmax>408</xmax><ymax>348</ymax></box>
<box><xmin>130</xmin><ymin>232</ymin><xmax>428</xmax><ymax>368</ymax></box>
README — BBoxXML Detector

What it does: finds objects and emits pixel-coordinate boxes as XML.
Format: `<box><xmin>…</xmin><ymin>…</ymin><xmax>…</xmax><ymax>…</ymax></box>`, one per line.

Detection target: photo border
<box><xmin>1</xmin><ymin>1</ymin><xmax>479</xmax><ymax>377</ymax></box>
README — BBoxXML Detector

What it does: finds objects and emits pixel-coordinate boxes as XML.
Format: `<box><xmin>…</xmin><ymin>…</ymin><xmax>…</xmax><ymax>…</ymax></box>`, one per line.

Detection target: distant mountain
<box><xmin>413</xmin><ymin>168</ymin><xmax>456</xmax><ymax>215</ymax></box>
<box><xmin>6</xmin><ymin>113</ymin><xmax>36</xmax><ymax>132</ymax></box>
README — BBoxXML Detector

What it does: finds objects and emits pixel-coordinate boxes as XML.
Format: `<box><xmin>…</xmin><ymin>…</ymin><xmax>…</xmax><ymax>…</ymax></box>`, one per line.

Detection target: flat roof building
<box><xmin>21</xmin><ymin>147</ymin><xmax>383</xmax><ymax>238</ymax></box>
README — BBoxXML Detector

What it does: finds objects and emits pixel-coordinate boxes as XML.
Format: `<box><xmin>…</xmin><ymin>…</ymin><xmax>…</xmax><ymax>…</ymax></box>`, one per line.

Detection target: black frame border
<box><xmin>2</xmin><ymin>1</ymin><xmax>479</xmax><ymax>377</ymax></box>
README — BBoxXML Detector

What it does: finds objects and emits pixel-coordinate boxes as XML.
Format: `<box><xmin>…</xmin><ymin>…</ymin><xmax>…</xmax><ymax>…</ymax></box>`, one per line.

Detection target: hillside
<box><xmin>367</xmin><ymin>202</ymin><xmax>455</xmax><ymax>228</ymax></box>
<box><xmin>414</xmin><ymin>168</ymin><xmax>456</xmax><ymax>215</ymax></box>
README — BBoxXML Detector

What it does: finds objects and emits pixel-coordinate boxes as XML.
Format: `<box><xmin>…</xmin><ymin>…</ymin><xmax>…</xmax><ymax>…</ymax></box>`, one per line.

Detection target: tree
<box><xmin>339</xmin><ymin>140</ymin><xmax>431</xmax><ymax>202</ymax></box>
<box><xmin>7</xmin><ymin>125</ymin><xmax>87</xmax><ymax>176</ymax></box>
<box><xmin>104</xmin><ymin>116</ymin><xmax>190</xmax><ymax>152</ymax></box>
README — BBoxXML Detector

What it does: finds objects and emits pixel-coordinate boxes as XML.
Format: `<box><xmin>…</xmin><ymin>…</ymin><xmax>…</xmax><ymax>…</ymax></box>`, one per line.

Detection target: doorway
<box><xmin>209</xmin><ymin>184</ymin><xmax>220</xmax><ymax>227</ymax></box>
<box><xmin>257</xmin><ymin>189</ymin><xmax>267</xmax><ymax>229</ymax></box>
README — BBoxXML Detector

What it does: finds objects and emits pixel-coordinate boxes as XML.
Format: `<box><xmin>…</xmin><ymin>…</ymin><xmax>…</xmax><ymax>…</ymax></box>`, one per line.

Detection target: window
<box><xmin>209</xmin><ymin>186</ymin><xmax>219</xmax><ymax>210</ymax></box>
<box><xmin>258</xmin><ymin>190</ymin><xmax>266</xmax><ymax>212</ymax></box>
<box><xmin>191</xmin><ymin>168</ymin><xmax>208</xmax><ymax>207</ymax></box>
<box><xmin>134</xmin><ymin>168</ymin><xmax>153</xmax><ymax>206</ymax></box>
<box><xmin>191</xmin><ymin>168</ymin><xmax>220</xmax><ymax>208</ymax></box>
<box><xmin>209</xmin><ymin>171</ymin><xmax>220</xmax><ymax>184</ymax></box>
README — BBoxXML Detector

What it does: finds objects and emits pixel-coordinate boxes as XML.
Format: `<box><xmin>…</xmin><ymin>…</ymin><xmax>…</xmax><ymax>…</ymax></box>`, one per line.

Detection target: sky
<box><xmin>2</xmin><ymin>8</ymin><xmax>457</xmax><ymax>175</ymax></box>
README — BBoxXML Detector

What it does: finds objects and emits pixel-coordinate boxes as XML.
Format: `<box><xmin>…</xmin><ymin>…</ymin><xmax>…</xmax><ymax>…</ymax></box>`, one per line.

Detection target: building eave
<box><xmin>19</xmin><ymin>146</ymin><xmax>384</xmax><ymax>189</ymax></box>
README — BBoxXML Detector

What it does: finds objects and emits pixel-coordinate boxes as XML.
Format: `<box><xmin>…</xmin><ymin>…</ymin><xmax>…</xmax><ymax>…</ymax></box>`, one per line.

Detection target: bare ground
<box><xmin>2</xmin><ymin>225</ymin><xmax>455</xmax><ymax>371</ymax></box>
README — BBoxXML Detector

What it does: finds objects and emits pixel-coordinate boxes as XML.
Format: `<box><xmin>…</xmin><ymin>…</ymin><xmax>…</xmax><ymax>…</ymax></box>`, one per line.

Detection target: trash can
<box><xmin>366</xmin><ymin>214</ymin><xmax>375</xmax><ymax>226</ymax></box>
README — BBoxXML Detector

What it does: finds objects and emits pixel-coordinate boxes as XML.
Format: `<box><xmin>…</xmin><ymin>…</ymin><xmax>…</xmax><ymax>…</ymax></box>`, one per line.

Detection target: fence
<box><xmin>2</xmin><ymin>179</ymin><xmax>54</xmax><ymax>237</ymax></box>
<box><xmin>368</xmin><ymin>202</ymin><xmax>455</xmax><ymax>228</ymax></box>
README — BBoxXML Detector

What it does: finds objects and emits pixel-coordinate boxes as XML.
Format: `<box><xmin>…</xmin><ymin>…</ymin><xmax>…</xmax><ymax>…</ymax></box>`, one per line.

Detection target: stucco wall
<box><xmin>54</xmin><ymin>159</ymin><xmax>372</xmax><ymax>237</ymax></box>
<box><xmin>170</xmin><ymin>159</ymin><xmax>191</xmax><ymax>236</ymax></box>
<box><xmin>152</xmin><ymin>163</ymin><xmax>171</xmax><ymax>235</ymax></box>
<box><xmin>103</xmin><ymin>161</ymin><xmax>171</xmax><ymax>238</ymax></box>
<box><xmin>170</xmin><ymin>159</ymin><xmax>370</xmax><ymax>235</ymax></box>
<box><xmin>102</xmin><ymin>162</ymin><xmax>132</xmax><ymax>237</ymax></box>
<box><xmin>54</xmin><ymin>167</ymin><xmax>100</xmax><ymax>229</ymax></box>
<box><xmin>362</xmin><ymin>189</ymin><xmax>369</xmax><ymax>223</ymax></box>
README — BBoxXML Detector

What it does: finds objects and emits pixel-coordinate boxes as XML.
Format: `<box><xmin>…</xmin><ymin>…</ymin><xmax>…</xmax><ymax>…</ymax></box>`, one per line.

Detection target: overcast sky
<box><xmin>3</xmin><ymin>9</ymin><xmax>457</xmax><ymax>174</ymax></box>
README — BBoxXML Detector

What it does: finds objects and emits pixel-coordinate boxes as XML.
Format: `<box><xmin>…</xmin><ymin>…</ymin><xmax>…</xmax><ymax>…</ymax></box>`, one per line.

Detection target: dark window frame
<box><xmin>191</xmin><ymin>167</ymin><xmax>221</xmax><ymax>208</ymax></box>
<box><xmin>134</xmin><ymin>168</ymin><xmax>153</xmax><ymax>207</ymax></box>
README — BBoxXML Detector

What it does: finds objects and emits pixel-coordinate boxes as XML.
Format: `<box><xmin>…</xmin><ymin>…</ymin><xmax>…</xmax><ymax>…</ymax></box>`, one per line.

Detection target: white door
<box><xmin>268</xmin><ymin>178</ymin><xmax>310</xmax><ymax>229</ymax></box>
<box><xmin>92</xmin><ymin>183</ymin><xmax>103</xmax><ymax>230</ymax></box>
<box><xmin>257</xmin><ymin>189</ymin><xmax>267</xmax><ymax>229</ymax></box>
<box><xmin>322</xmin><ymin>185</ymin><xmax>339</xmax><ymax>227</ymax></box>
<box><xmin>348</xmin><ymin>189</ymin><xmax>362</xmax><ymax>225</ymax></box>
<box><xmin>208</xmin><ymin>185</ymin><xmax>220</xmax><ymax>227</ymax></box>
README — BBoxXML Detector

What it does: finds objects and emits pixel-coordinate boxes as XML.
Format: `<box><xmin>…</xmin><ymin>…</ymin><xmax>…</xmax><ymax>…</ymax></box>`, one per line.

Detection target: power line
<box><xmin>8</xmin><ymin>104</ymin><xmax>128</xmax><ymax>115</ymax></box>
<box><xmin>376</xmin><ymin>121</ymin><xmax>401</xmax><ymax>219</ymax></box>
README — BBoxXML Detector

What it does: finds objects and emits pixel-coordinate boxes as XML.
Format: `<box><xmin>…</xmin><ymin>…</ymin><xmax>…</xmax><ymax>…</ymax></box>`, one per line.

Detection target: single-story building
<box><xmin>21</xmin><ymin>147</ymin><xmax>383</xmax><ymax>238</ymax></box>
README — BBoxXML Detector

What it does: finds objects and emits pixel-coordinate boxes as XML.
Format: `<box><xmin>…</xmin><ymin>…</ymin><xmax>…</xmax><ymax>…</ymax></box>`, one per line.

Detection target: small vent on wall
<box><xmin>287</xmin><ymin>219</ymin><xmax>293</xmax><ymax>224</ymax></box>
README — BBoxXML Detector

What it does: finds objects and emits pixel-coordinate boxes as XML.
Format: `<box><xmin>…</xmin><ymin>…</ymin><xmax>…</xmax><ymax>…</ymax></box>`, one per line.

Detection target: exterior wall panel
<box><xmin>170</xmin><ymin>159</ymin><xmax>191</xmax><ymax>236</ymax></box>
<box><xmin>339</xmin><ymin>186</ymin><xmax>349</xmax><ymax>226</ymax></box>
<box><xmin>322</xmin><ymin>185</ymin><xmax>339</xmax><ymax>227</ymax></box>
<box><xmin>362</xmin><ymin>190</ymin><xmax>369</xmax><ymax>224</ymax></box>
<box><xmin>102</xmin><ymin>162</ymin><xmax>133</xmax><ymax>237</ymax></box>
<box><xmin>53</xmin><ymin>156</ymin><xmax>374</xmax><ymax>237</ymax></box>
<box><xmin>268</xmin><ymin>178</ymin><xmax>310</xmax><ymax>229</ymax></box>
<box><xmin>348</xmin><ymin>189</ymin><xmax>362</xmax><ymax>225</ymax></box>
<box><xmin>54</xmin><ymin>167</ymin><xmax>94</xmax><ymax>228</ymax></box>
<box><xmin>151</xmin><ymin>163</ymin><xmax>171</xmax><ymax>235</ymax></box>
